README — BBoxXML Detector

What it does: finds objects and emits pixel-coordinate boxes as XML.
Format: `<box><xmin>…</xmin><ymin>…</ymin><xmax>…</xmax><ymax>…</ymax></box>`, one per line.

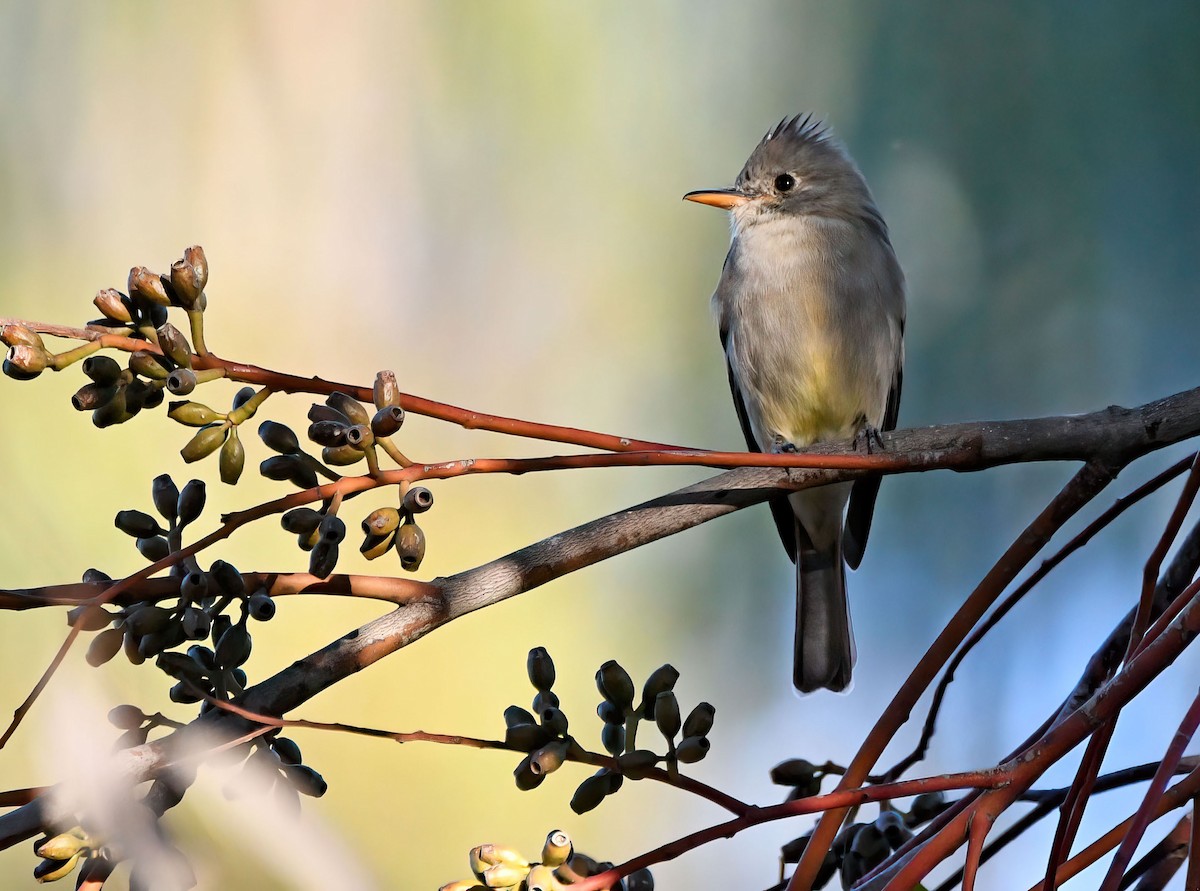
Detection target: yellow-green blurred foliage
<box><xmin>1</xmin><ymin>3</ymin><xmax>1198</xmax><ymax>889</ymax></box>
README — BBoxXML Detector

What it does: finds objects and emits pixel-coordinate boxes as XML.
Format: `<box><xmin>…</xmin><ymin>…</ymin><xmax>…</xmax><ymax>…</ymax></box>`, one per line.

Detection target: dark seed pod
<box><xmin>639</xmin><ymin>664</ymin><xmax>680</xmax><ymax>718</ymax></box>
<box><xmin>597</xmin><ymin>699</ymin><xmax>624</xmax><ymax>726</ymax></box>
<box><xmin>284</xmin><ymin>764</ymin><xmax>328</xmax><ymax>798</ymax></box>
<box><xmin>219</xmin><ymin>429</ymin><xmax>245</xmax><ymax>484</ymax></box>
<box><xmin>231</xmin><ymin>386</ymin><xmax>256</xmax><ymax>411</ymax></box>
<box><xmin>86</xmin><ymin>627</ymin><xmax>125</xmax><ymax>667</ymax></box>
<box><xmin>321</xmin><ymin>444</ymin><xmax>364</xmax><ymax>466</ymax></box>
<box><xmin>141</xmin><ymin>384</ymin><xmax>165</xmax><ymax>410</ymax></box>
<box><xmin>875</xmin><ymin>810</ymin><xmax>911</xmax><ymax>849</ymax></box>
<box><xmin>396</xmin><ymin>523</ymin><xmax>425</xmax><ymax>571</ymax></box>
<box><xmin>181</xmin><ymin>424</ymin><xmax>228</xmax><ymax>463</ymax></box>
<box><xmin>209</xmin><ymin>559</ymin><xmax>245</xmax><ymax>597</ymax></box>
<box><xmin>513</xmin><ymin>754</ymin><xmax>545</xmax><ymax>792</ymax></box>
<box><xmin>91</xmin><ymin>388</ymin><xmax>131</xmax><ymax>427</ymax></box>
<box><xmin>909</xmin><ymin>791</ymin><xmax>948</xmax><ymax>825</ymax></box>
<box><xmin>82</xmin><ymin>354</ymin><xmax>123</xmax><ymax>386</ymax></box>
<box><xmin>370</xmin><ymin>405</ymin><xmax>405</xmax><ymax>437</ymax></box>
<box><xmin>596</xmin><ymin>661</ymin><xmax>635</xmax><ymax>711</ymax></box>
<box><xmin>188</xmin><ymin>644</ymin><xmax>217</xmax><ymax>673</ymax></box>
<box><xmin>601</xmin><ymin>723</ymin><xmax>625</xmax><ymax>756</ymax></box>
<box><xmin>850</xmin><ymin>823</ymin><xmax>889</xmax><ymax>871</ymax></box>
<box><xmin>372</xmin><ymin>370</ymin><xmax>401</xmax><ymax>409</ymax></box>
<box><xmin>532</xmin><ymin>690</ymin><xmax>559</xmax><ymax>714</ymax></box>
<box><xmin>67</xmin><ymin>604</ymin><xmax>114</xmax><ymax>631</ymax></box>
<box><xmin>681</xmin><ymin>702</ymin><xmax>716</xmax><ymax>739</ymax></box>
<box><xmin>674</xmin><ymin>735</ymin><xmax>710</xmax><ymax>764</ymax></box>
<box><xmin>258</xmin><ymin>420</ymin><xmax>300</xmax><ymax>454</ymax></box>
<box><xmin>259</xmin><ymin>454</ymin><xmax>302</xmax><ymax>482</ymax></box>
<box><xmin>281</xmin><ymin>507</ymin><xmax>323</xmax><ymax>535</ymax></box>
<box><xmin>157</xmin><ymin>650</ymin><xmax>205</xmax><ymax>682</ymax></box>
<box><xmin>345</xmin><ymin>424</ymin><xmax>372</xmax><ymax>448</ymax></box>
<box><xmin>155</xmin><ymin>323</ymin><xmax>193</xmax><ymax>368</ymax></box>
<box><xmin>129</xmin><ymin>350</ymin><xmax>171</xmax><ymax>380</ymax></box>
<box><xmin>123</xmin><ymin>629</ymin><xmax>146</xmax><ymax>665</ymax></box>
<box><xmin>326</xmin><ymin>391</ymin><xmax>369</xmax><ymax>426</ymax></box>
<box><xmin>169</xmin><ymin>259</ymin><xmax>203</xmax><ymax>309</ymax></box>
<box><xmin>3</xmin><ymin>355</ymin><xmax>42</xmax><ymax>380</ymax></box>
<box><xmin>166</xmin><ymin>368</ymin><xmax>198</xmax><ymax>395</ymax></box>
<box><xmin>115</xmin><ymin>725</ymin><xmax>150</xmax><ymax>750</ymax></box>
<box><xmin>71</xmin><ymin>381</ymin><xmax>118</xmax><ymax>410</ymax></box>
<box><xmin>308</xmin><ymin>539</ymin><xmax>338</xmax><ymax>579</ymax></box>
<box><xmin>214</xmin><ymin>623</ymin><xmax>252</xmax><ymax>669</ymax></box>
<box><xmin>248</xmin><ymin>590</ymin><xmax>275</xmax><ymax>621</ymax></box>
<box><xmin>177</xmin><ymin>479</ymin><xmax>206</xmax><ymax>526</ymax></box>
<box><xmin>168</xmin><ymin>681</ymin><xmax>203</xmax><ymax>704</ymax></box>
<box><xmin>307</xmin><ymin>403</ymin><xmax>348</xmax><ymax>425</ymax></box>
<box><xmin>126</xmin><ymin>605</ymin><xmax>171</xmax><ymax>637</ymax></box>
<box><xmin>115</xmin><ymin>509</ymin><xmax>164</xmax><ymax>538</ymax></box>
<box><xmin>318</xmin><ymin>513</ymin><xmax>346</xmax><ymax>544</ymax></box>
<box><xmin>402</xmin><ymin>486</ymin><xmax>434</xmax><ymax>515</ymax></box>
<box><xmin>179</xmin><ymin>571</ymin><xmax>209</xmax><ymax>602</ymax></box>
<box><xmin>123</xmin><ymin>379</ymin><xmax>153</xmax><ymax>414</ymax></box>
<box><xmin>654</xmin><ymin>691</ymin><xmax>681</xmax><ymax>742</ymax></box>
<box><xmin>529</xmin><ymin>740</ymin><xmax>569</xmax><ymax>776</ymax></box>
<box><xmin>307</xmin><ymin>419</ymin><xmax>348</xmax><ymax>447</ymax></box>
<box><xmin>272</xmin><ymin>736</ymin><xmax>302</xmax><ymax>766</ymax></box>
<box><xmin>569</xmin><ymin>771</ymin><xmax>610</xmax><ymax>814</ymax></box>
<box><xmin>504</xmin><ymin>705</ymin><xmax>537</xmax><ymax>729</ymax></box>
<box><xmin>181</xmin><ymin>607</ymin><xmax>211</xmax><ymax>640</ymax></box>
<box><xmin>94</xmin><ymin>288</ymin><xmax>134</xmax><ymax>323</ymax></box>
<box><xmin>184</xmin><ymin>245</ymin><xmax>208</xmax><ymax>290</ymax></box>
<box><xmin>527</xmin><ymin>647</ymin><xmax>555</xmax><ymax>691</ymax></box>
<box><xmin>82</xmin><ymin>567</ymin><xmax>112</xmax><ymax>584</ymax></box>
<box><xmin>616</xmin><ymin>749</ymin><xmax>659</xmax><ymax>780</ymax></box>
<box><xmin>540</xmin><ymin>707</ymin><xmax>568</xmax><ymax>737</ymax></box>
<box><xmin>771</xmin><ymin>758</ymin><xmax>818</xmax><ymax>787</ymax></box>
<box><xmin>129</xmin><ymin>266</ymin><xmax>170</xmax><ymax>306</ymax></box>
<box><xmin>505</xmin><ymin>722</ymin><xmax>550</xmax><ymax>752</ymax></box>
<box><xmin>625</xmin><ymin>868</ymin><xmax>655</xmax><ymax>891</ymax></box>
<box><xmin>151</xmin><ymin>474</ymin><xmax>179</xmax><ymax>523</ymax></box>
<box><xmin>168</xmin><ymin>401</ymin><xmax>223</xmax><ymax>427</ymax></box>
<box><xmin>108</xmin><ymin>704</ymin><xmax>145</xmax><ymax>730</ymax></box>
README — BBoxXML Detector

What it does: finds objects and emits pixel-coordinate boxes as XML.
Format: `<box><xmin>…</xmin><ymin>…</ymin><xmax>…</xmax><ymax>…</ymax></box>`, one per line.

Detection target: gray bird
<box><xmin>685</xmin><ymin>115</ymin><xmax>905</xmax><ymax>693</ymax></box>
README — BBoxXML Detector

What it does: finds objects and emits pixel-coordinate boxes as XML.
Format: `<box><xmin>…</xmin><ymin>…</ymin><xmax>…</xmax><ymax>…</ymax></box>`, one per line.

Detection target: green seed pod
<box><xmin>596</xmin><ymin>660</ymin><xmax>635</xmax><ymax>711</ymax></box>
<box><xmin>115</xmin><ymin>509</ymin><xmax>164</xmax><ymax>538</ymax></box>
<box><xmin>359</xmin><ymin>531</ymin><xmax>396</xmax><ymax>560</ymax></box>
<box><xmin>177</xmin><ymin>479</ymin><xmax>206</xmax><ymax>526</ymax></box>
<box><xmin>32</xmin><ymin>852</ymin><xmax>81</xmax><ymax>883</ymax></box>
<box><xmin>396</xmin><ymin>523</ymin><xmax>425</xmax><ymax>571</ymax></box>
<box><xmin>771</xmin><ymin>758</ymin><xmax>817</xmax><ymax>787</ymax></box>
<box><xmin>372</xmin><ymin>370</ymin><xmax>401</xmax><ymax>409</ymax></box>
<box><xmin>181</xmin><ymin>424</ymin><xmax>228</xmax><ymax>463</ymax></box>
<box><xmin>505</xmin><ymin>722</ymin><xmax>550</xmax><ymax>752</ymax></box>
<box><xmin>482</xmin><ymin>864</ymin><xmax>527</xmax><ymax>889</ymax></box>
<box><xmin>532</xmin><ymin>690</ymin><xmax>559</xmax><ymax>714</ymax></box>
<box><xmin>220</xmin><ymin>427</ymin><xmax>245</xmax><ymax>484</ymax></box>
<box><xmin>529</xmin><ymin>739</ymin><xmax>569</xmax><ymax>776</ymax></box>
<box><xmin>272</xmin><ymin>736</ymin><xmax>302</xmax><ymax>765</ymax></box>
<box><xmin>67</xmin><ymin>604</ymin><xmax>115</xmax><ymax>632</ymax></box>
<box><xmin>258</xmin><ymin>420</ymin><xmax>300</xmax><ymax>454</ymax></box>
<box><xmin>600</xmin><ymin>722</ymin><xmax>625</xmax><ymax>756</ymax></box>
<box><xmin>307</xmin><ymin>419</ymin><xmax>348</xmax><ymax>447</ymax></box>
<box><xmin>525</xmin><ymin>864</ymin><xmax>559</xmax><ymax>891</ymax></box>
<box><xmin>248</xmin><ymin>589</ymin><xmax>276</xmax><ymax>621</ymax></box>
<box><xmin>674</xmin><ymin>735</ymin><xmax>710</xmax><ymax>764</ymax></box>
<box><xmin>85</xmin><ymin>627</ymin><xmax>124</xmax><ymax>667</ymax></box>
<box><xmin>362</xmin><ymin>507</ymin><xmax>401</xmax><ymax>537</ymax></box>
<box><xmin>183</xmin><ymin>245</ymin><xmax>208</xmax><ymax>290</ymax></box>
<box><xmin>166</xmin><ymin>368</ymin><xmax>198</xmax><ymax>395</ymax></box>
<box><xmin>639</xmin><ymin>664</ymin><xmax>679</xmax><ymax>717</ymax></box>
<box><xmin>284</xmin><ymin>764</ymin><xmax>328</xmax><ymax>797</ymax></box>
<box><xmin>513</xmin><ymin>754</ymin><xmax>544</xmax><ymax>791</ymax></box>
<box><xmin>526</xmin><ymin>646</ymin><xmax>555</xmax><ymax>691</ymax></box>
<box><xmin>597</xmin><ymin>699</ymin><xmax>623</xmax><ymax>725</ymax></box>
<box><xmin>0</xmin><ymin>323</ymin><xmax>43</xmax><ymax>349</ymax></box>
<box><xmin>541</xmin><ymin>830</ymin><xmax>573</xmax><ymax>869</ymax></box>
<box><xmin>169</xmin><ymin>259</ymin><xmax>203</xmax><ymax>309</ymax></box>
<box><xmin>168</xmin><ymin>401</ymin><xmax>223</xmax><ymax>427</ymax></box>
<box><xmin>156</xmin><ymin>323</ymin><xmax>193</xmax><ymax>368</ymax></box>
<box><xmin>569</xmin><ymin>771</ymin><xmax>610</xmax><ymax>815</ymax></box>
<box><xmin>539</xmin><ymin>707</ymin><xmax>568</xmax><ymax>737</ymax></box>
<box><xmin>326</xmin><ymin>391</ymin><xmax>369</xmax><ymax>426</ymax></box>
<box><xmin>129</xmin><ymin>350</ymin><xmax>171</xmax><ymax>380</ymax></box>
<box><xmin>345</xmin><ymin>424</ymin><xmax>373</xmax><ymax>448</ymax></box>
<box><xmin>654</xmin><ymin>691</ymin><xmax>681</xmax><ymax>742</ymax></box>
<box><xmin>6</xmin><ymin>344</ymin><xmax>47</xmax><ymax>376</ymax></box>
<box><xmin>281</xmin><ymin>507</ymin><xmax>322</xmax><ymax>535</ymax></box>
<box><xmin>681</xmin><ymin>701</ymin><xmax>715</xmax><ymax>739</ymax></box>
<box><xmin>107</xmin><ymin>703</ymin><xmax>145</xmax><ymax>730</ymax></box>
<box><xmin>215</xmin><ymin>623</ymin><xmax>252</xmax><ymax>669</ymax></box>
<box><xmin>181</xmin><ymin>606</ymin><xmax>211</xmax><ymax>640</ymax></box>
<box><xmin>370</xmin><ymin>405</ymin><xmax>405</xmax><ymax>437</ymax></box>
<box><xmin>402</xmin><ymin>486</ymin><xmax>434</xmax><ymax>515</ymax></box>
<box><xmin>93</xmin><ymin>288</ymin><xmax>134</xmax><ymax>323</ymax></box>
<box><xmin>82</xmin><ymin>354</ymin><xmax>123</xmax><ymax>386</ymax></box>
<box><xmin>129</xmin><ymin>266</ymin><xmax>170</xmax><ymax>306</ymax></box>
<box><xmin>321</xmin><ymin>444</ymin><xmax>364</xmax><ymax>466</ymax></box>
<box><xmin>308</xmin><ymin>539</ymin><xmax>338</xmax><ymax>578</ymax></box>
<box><xmin>72</xmin><ymin>381</ymin><xmax>119</xmax><ymax>412</ymax></box>
<box><xmin>616</xmin><ymin>749</ymin><xmax>659</xmax><ymax>780</ymax></box>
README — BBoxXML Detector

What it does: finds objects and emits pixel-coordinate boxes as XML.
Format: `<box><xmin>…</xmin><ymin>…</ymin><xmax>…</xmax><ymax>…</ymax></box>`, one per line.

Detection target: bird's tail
<box><xmin>794</xmin><ymin>538</ymin><xmax>854</xmax><ymax>693</ymax></box>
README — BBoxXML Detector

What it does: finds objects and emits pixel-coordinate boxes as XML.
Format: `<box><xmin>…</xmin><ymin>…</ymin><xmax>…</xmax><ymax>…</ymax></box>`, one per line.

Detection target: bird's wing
<box><xmin>844</xmin><ymin>318</ymin><xmax>904</xmax><ymax>570</ymax></box>
<box><xmin>721</xmin><ymin>325</ymin><xmax>799</xmax><ymax>564</ymax></box>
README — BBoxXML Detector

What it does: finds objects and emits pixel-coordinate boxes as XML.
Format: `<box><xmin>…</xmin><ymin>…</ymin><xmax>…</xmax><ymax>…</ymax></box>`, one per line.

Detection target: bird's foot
<box><xmin>852</xmin><ymin>421</ymin><xmax>885</xmax><ymax>454</ymax></box>
<box><xmin>771</xmin><ymin>435</ymin><xmax>799</xmax><ymax>454</ymax></box>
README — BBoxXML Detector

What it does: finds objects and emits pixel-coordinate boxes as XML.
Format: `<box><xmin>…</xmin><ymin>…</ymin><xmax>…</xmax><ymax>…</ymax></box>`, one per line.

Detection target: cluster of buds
<box><xmin>441</xmin><ymin>831</ymin><xmax>653</xmax><ymax>891</ymax></box>
<box><xmin>169</xmin><ymin>385</ymin><xmax>270</xmax><ymax>483</ymax></box>
<box><xmin>30</xmin><ymin>825</ymin><xmax>114</xmax><ymax>886</ymax></box>
<box><xmin>305</xmin><ymin>371</ymin><xmax>409</xmax><ymax>474</ymax></box>
<box><xmin>1</xmin><ymin>323</ymin><xmax>52</xmax><ymax>380</ymax></box>
<box><xmin>279</xmin><ymin>501</ymin><xmax>347</xmax><ymax>580</ymax></box>
<box><xmin>779</xmin><ymin>790</ymin><xmax>947</xmax><ymax>888</ymax></box>
<box><xmin>359</xmin><ymin>487</ymin><xmax>430</xmax><ymax>570</ymax></box>
<box><xmin>217</xmin><ymin>727</ymin><xmax>327</xmax><ymax>812</ymax></box>
<box><xmin>506</xmin><ymin>648</ymin><xmax>577</xmax><ymax>793</ymax></box>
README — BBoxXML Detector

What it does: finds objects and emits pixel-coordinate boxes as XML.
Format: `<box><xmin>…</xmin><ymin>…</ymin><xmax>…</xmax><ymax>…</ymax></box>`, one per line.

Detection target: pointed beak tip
<box><xmin>682</xmin><ymin>189</ymin><xmax>747</xmax><ymax>210</ymax></box>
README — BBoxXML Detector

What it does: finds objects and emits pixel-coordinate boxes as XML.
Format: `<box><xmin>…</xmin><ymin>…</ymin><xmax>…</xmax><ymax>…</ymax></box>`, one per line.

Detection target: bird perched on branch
<box><xmin>685</xmin><ymin>115</ymin><xmax>905</xmax><ymax>693</ymax></box>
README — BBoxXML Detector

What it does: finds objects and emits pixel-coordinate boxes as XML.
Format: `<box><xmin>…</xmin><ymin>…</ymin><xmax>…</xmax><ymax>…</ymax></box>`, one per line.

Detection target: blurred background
<box><xmin>1</xmin><ymin>2</ymin><xmax>1198</xmax><ymax>888</ymax></box>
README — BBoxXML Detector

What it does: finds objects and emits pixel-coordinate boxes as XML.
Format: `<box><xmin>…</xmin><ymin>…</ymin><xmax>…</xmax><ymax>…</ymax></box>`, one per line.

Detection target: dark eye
<box><xmin>774</xmin><ymin>173</ymin><xmax>796</xmax><ymax>192</ymax></box>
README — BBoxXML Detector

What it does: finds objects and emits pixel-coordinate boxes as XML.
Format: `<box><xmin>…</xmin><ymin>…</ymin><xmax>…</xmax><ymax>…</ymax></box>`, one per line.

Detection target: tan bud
<box><xmin>482</xmin><ymin>863</ymin><xmax>527</xmax><ymax>888</ymax></box>
<box><xmin>93</xmin><ymin>288</ymin><xmax>133</xmax><ymax>323</ymax></box>
<box><xmin>372</xmin><ymin>369</ymin><xmax>401</xmax><ymax>408</ymax></box>
<box><xmin>156</xmin><ymin>323</ymin><xmax>193</xmax><ymax>368</ymax></box>
<box><xmin>220</xmin><ymin>427</ymin><xmax>245</xmax><ymax>484</ymax></box>
<box><xmin>183</xmin><ymin>245</ymin><xmax>208</xmax><ymax>290</ymax></box>
<box><xmin>326</xmin><ymin>391</ymin><xmax>370</xmax><ymax>426</ymax></box>
<box><xmin>129</xmin><ymin>350</ymin><xmax>171</xmax><ymax>380</ymax></box>
<box><xmin>540</xmin><ymin>830</ymin><xmax>573</xmax><ymax>868</ymax></box>
<box><xmin>72</xmin><ymin>382</ymin><xmax>119</xmax><ymax>412</ymax></box>
<box><xmin>33</xmin><ymin>851</ymin><xmax>81</xmax><ymax>883</ymax></box>
<box><xmin>0</xmin><ymin>323</ymin><xmax>44</xmax><ymax>349</ymax></box>
<box><xmin>362</xmin><ymin>507</ymin><xmax>402</xmax><ymax>537</ymax></box>
<box><xmin>6</xmin><ymin>344</ymin><xmax>47</xmax><ymax>374</ymax></box>
<box><xmin>36</xmin><ymin>832</ymin><xmax>85</xmax><ymax>860</ymax></box>
<box><xmin>396</xmin><ymin>523</ymin><xmax>426</xmax><ymax>571</ymax></box>
<box><xmin>168</xmin><ymin>401</ymin><xmax>224</xmax><ymax>426</ymax></box>
<box><xmin>128</xmin><ymin>266</ymin><xmax>170</xmax><ymax>306</ymax></box>
<box><xmin>169</xmin><ymin>259</ymin><xmax>203</xmax><ymax>309</ymax></box>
